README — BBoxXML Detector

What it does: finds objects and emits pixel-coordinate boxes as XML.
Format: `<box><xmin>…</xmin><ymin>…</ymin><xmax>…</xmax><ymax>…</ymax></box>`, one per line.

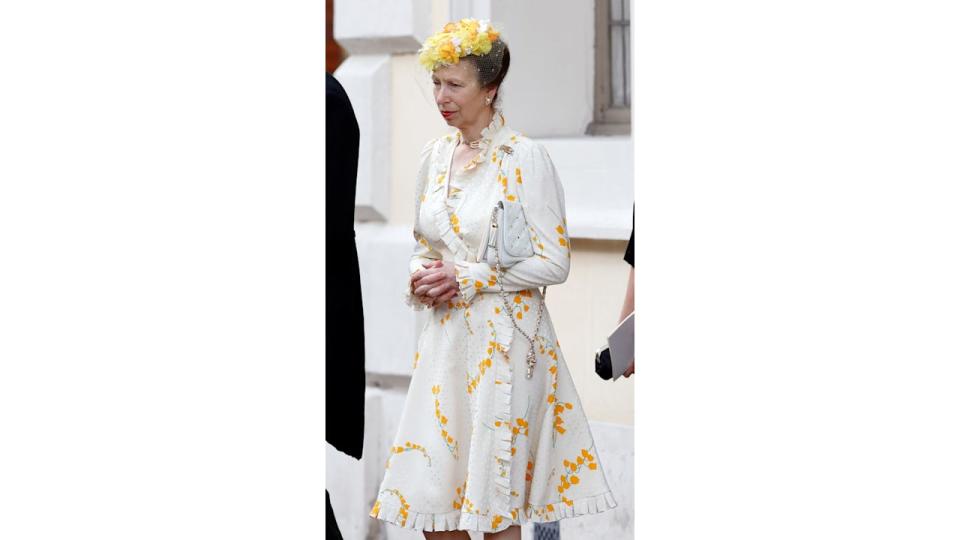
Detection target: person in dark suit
<box><xmin>325</xmin><ymin>72</ymin><xmax>365</xmax><ymax>540</ymax></box>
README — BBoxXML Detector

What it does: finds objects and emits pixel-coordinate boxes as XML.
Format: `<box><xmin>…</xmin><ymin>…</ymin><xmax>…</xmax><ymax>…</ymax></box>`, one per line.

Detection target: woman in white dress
<box><xmin>369</xmin><ymin>19</ymin><xmax>617</xmax><ymax>539</ymax></box>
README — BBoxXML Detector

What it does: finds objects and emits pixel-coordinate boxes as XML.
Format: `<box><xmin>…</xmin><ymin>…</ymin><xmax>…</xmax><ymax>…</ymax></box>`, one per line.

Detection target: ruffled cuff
<box><xmin>453</xmin><ymin>262</ymin><xmax>478</xmax><ymax>304</ymax></box>
<box><xmin>403</xmin><ymin>277</ymin><xmax>430</xmax><ymax>311</ymax></box>
<box><xmin>454</xmin><ymin>260</ymin><xmax>498</xmax><ymax>305</ymax></box>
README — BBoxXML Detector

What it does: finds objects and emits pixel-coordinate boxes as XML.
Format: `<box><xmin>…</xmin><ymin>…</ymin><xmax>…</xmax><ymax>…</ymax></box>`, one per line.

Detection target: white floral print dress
<box><xmin>369</xmin><ymin>113</ymin><xmax>617</xmax><ymax>533</ymax></box>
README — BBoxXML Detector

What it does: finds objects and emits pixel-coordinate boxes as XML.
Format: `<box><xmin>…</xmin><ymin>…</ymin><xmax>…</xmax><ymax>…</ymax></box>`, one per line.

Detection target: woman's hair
<box><xmin>462</xmin><ymin>39</ymin><xmax>510</xmax><ymax>103</ymax></box>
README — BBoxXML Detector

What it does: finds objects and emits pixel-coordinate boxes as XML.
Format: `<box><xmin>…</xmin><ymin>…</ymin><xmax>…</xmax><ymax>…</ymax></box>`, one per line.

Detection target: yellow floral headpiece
<box><xmin>418</xmin><ymin>19</ymin><xmax>501</xmax><ymax>72</ymax></box>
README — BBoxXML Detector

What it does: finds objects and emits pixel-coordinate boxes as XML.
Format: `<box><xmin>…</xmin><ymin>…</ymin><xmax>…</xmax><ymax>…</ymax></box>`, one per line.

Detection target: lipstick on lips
<box><xmin>441</xmin><ymin>110</ymin><xmax>454</xmax><ymax>119</ymax></box>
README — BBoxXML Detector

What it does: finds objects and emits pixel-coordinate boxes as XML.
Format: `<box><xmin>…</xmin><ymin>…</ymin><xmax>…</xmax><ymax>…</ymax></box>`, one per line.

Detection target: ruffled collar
<box><xmin>456</xmin><ymin>111</ymin><xmax>505</xmax><ymax>148</ymax></box>
<box><xmin>453</xmin><ymin>111</ymin><xmax>506</xmax><ymax>172</ymax></box>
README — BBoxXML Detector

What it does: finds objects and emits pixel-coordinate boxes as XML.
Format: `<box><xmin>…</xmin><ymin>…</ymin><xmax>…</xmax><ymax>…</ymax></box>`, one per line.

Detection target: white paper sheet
<box><xmin>608</xmin><ymin>312</ymin><xmax>634</xmax><ymax>380</ymax></box>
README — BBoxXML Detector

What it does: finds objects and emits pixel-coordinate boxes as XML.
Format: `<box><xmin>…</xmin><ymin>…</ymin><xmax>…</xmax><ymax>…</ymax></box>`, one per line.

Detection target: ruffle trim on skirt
<box><xmin>491</xmin><ymin>340</ymin><xmax>514</xmax><ymax>519</ymax></box>
<box><xmin>368</xmin><ymin>490</ymin><xmax>618</xmax><ymax>533</ymax></box>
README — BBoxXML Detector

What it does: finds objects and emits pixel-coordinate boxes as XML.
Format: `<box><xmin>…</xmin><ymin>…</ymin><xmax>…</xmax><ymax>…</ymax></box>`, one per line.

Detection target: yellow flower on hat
<box><xmin>438</xmin><ymin>41</ymin><xmax>457</xmax><ymax>64</ymax></box>
<box><xmin>418</xmin><ymin>18</ymin><xmax>502</xmax><ymax>71</ymax></box>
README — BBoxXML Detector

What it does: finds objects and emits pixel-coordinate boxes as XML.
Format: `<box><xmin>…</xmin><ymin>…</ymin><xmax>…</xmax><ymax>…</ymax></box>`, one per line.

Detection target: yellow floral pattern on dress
<box><xmin>510</xmin><ymin>289</ymin><xmax>533</xmax><ymax>320</ymax></box>
<box><xmin>453</xmin><ymin>480</ymin><xmax>507</xmax><ymax>525</ymax></box>
<box><xmin>507</xmin><ymin>493</ymin><xmax>521</xmax><ymax>521</ymax></box>
<box><xmin>414</xmin><ymin>232</ymin><xmax>432</xmax><ymax>250</ymax></box>
<box><xmin>450</xmin><ymin>212</ymin><xmax>460</xmax><ymax>234</ymax></box>
<box><xmin>374</xmin><ymin>488</ymin><xmax>411</xmax><ymax>526</ymax></box>
<box><xmin>442</xmin><ymin>301</ymin><xmax>475</xmax><ymax>335</ymax></box>
<box><xmin>529</xmin><ymin>499</ymin><xmax>558</xmax><ymax>520</ymax></box>
<box><xmin>551</xmin><ymin>395</ymin><xmax>575</xmax><ymax>437</ymax></box>
<box><xmin>558</xmin><ymin>219</ymin><xmax>572</xmax><ymax>258</ymax></box>
<box><xmin>485</xmin><ymin>320</ymin><xmax>507</xmax><ymax>360</ymax></box>
<box><xmin>452</xmin><ymin>480</ymin><xmax>474</xmax><ymax>511</ymax></box>
<box><xmin>511</xmin><ymin>416</ymin><xmax>529</xmax><ymax>456</ymax></box>
<box><xmin>494</xmin><ymin>414</ymin><xmax>529</xmax><ymax>457</ymax></box>
<box><xmin>432</xmin><ymin>385</ymin><xmax>460</xmax><ymax>458</ymax></box>
<box><xmin>529</xmin><ymin>225</ymin><xmax>546</xmax><ymax>254</ymax></box>
<box><xmin>557</xmin><ymin>448</ymin><xmax>598</xmax><ymax>507</ymax></box>
<box><xmin>466</xmin><ymin>355</ymin><xmax>492</xmax><ymax>394</ymax></box>
<box><xmin>464</xmin><ymin>306</ymin><xmax>474</xmax><ymax>334</ymax></box>
<box><xmin>503</xmin><ymin>163</ymin><xmax>517</xmax><ymax>201</ymax></box>
<box><xmin>385</xmin><ymin>441</ymin><xmax>432</xmax><ymax>469</ymax></box>
<box><xmin>537</xmin><ymin>338</ymin><xmax>573</xmax><ymax>441</ymax></box>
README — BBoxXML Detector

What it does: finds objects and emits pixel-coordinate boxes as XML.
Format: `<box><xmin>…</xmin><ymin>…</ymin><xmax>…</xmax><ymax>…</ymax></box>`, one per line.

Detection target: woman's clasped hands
<box><xmin>410</xmin><ymin>260</ymin><xmax>460</xmax><ymax>308</ymax></box>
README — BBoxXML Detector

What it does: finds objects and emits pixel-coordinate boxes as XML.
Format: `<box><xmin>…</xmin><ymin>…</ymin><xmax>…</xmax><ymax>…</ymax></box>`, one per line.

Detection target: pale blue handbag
<box><xmin>480</xmin><ymin>199</ymin><xmax>535</xmax><ymax>268</ymax></box>
<box><xmin>478</xmin><ymin>144</ymin><xmax>535</xmax><ymax>268</ymax></box>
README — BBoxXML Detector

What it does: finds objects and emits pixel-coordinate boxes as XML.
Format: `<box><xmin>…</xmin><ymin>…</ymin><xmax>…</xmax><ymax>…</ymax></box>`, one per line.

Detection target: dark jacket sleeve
<box><xmin>325</xmin><ymin>73</ymin><xmax>365</xmax><ymax>460</ymax></box>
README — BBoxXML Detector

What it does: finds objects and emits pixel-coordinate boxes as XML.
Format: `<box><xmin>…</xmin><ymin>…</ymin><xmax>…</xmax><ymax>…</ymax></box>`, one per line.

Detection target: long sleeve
<box><xmin>404</xmin><ymin>138</ymin><xmax>443</xmax><ymax>310</ymax></box>
<box><xmin>453</xmin><ymin>141</ymin><xmax>571</xmax><ymax>304</ymax></box>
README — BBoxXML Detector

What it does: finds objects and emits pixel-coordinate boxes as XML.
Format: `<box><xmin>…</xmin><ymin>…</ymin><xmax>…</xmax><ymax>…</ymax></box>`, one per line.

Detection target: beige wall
<box><xmin>491</xmin><ymin>0</ymin><xmax>595</xmax><ymax>137</ymax></box>
<box><xmin>389</xmin><ymin>53</ymin><xmax>447</xmax><ymax>227</ymax></box>
<box><xmin>549</xmin><ymin>239</ymin><xmax>634</xmax><ymax>426</ymax></box>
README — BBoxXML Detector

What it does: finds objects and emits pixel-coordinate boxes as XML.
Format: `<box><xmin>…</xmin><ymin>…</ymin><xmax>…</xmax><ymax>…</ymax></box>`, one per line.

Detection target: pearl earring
<box><xmin>486</xmin><ymin>96</ymin><xmax>492</xmax><ymax>104</ymax></box>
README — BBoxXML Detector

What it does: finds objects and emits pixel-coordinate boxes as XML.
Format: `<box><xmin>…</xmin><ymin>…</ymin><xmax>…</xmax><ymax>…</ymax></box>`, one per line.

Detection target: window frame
<box><xmin>589</xmin><ymin>0</ymin><xmax>631</xmax><ymax>135</ymax></box>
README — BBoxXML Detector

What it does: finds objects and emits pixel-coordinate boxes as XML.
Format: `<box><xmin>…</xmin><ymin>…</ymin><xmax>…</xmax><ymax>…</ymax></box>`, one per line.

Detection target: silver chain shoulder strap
<box><xmin>490</xmin><ymin>143</ymin><xmax>547</xmax><ymax>379</ymax></box>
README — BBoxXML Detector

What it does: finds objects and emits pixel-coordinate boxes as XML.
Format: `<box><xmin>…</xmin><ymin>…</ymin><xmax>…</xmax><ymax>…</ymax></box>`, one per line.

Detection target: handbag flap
<box><xmin>501</xmin><ymin>201</ymin><xmax>534</xmax><ymax>258</ymax></box>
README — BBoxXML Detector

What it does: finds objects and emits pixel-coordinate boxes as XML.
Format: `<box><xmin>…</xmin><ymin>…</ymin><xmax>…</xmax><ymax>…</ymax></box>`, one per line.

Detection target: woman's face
<box><xmin>432</xmin><ymin>61</ymin><xmax>495</xmax><ymax>130</ymax></box>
